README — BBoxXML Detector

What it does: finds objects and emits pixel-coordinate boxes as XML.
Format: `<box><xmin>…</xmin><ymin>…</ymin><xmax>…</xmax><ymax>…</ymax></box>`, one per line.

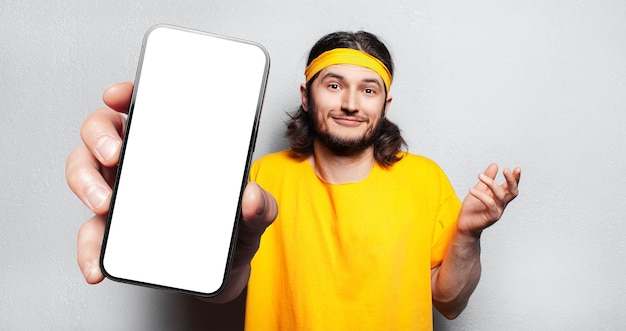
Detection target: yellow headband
<box><xmin>304</xmin><ymin>48</ymin><xmax>392</xmax><ymax>93</ymax></box>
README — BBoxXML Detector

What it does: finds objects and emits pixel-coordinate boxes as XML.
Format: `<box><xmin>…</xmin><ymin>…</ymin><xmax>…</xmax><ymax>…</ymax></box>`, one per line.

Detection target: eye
<box><xmin>363</xmin><ymin>88</ymin><xmax>376</xmax><ymax>94</ymax></box>
<box><xmin>328</xmin><ymin>83</ymin><xmax>340</xmax><ymax>90</ymax></box>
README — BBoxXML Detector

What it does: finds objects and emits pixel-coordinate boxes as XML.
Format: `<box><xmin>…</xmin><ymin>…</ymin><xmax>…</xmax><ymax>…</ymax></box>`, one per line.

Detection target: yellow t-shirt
<box><xmin>245</xmin><ymin>150</ymin><xmax>461</xmax><ymax>331</ymax></box>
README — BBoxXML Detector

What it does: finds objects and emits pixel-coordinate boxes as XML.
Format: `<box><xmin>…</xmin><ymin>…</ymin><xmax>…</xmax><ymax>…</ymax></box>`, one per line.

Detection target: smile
<box><xmin>332</xmin><ymin>116</ymin><xmax>366</xmax><ymax>127</ymax></box>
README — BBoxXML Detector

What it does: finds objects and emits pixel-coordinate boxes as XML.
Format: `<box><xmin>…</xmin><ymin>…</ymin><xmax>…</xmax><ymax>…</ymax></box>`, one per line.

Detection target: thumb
<box><xmin>240</xmin><ymin>182</ymin><xmax>278</xmax><ymax>233</ymax></box>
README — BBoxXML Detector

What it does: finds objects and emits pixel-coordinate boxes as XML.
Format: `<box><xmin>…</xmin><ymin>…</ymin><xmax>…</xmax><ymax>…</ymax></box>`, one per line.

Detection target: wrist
<box><xmin>455</xmin><ymin>226</ymin><xmax>482</xmax><ymax>243</ymax></box>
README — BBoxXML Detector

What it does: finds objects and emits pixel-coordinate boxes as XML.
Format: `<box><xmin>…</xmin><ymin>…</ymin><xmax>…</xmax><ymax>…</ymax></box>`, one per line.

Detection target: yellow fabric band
<box><xmin>304</xmin><ymin>48</ymin><xmax>392</xmax><ymax>93</ymax></box>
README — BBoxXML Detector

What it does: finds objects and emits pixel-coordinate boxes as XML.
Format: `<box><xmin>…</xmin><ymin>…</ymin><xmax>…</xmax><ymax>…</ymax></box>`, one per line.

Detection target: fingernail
<box><xmin>82</xmin><ymin>261</ymin><xmax>94</xmax><ymax>279</ymax></box>
<box><xmin>256</xmin><ymin>192</ymin><xmax>266</xmax><ymax>216</ymax></box>
<box><xmin>86</xmin><ymin>184</ymin><xmax>109</xmax><ymax>209</ymax></box>
<box><xmin>95</xmin><ymin>135</ymin><xmax>119</xmax><ymax>161</ymax></box>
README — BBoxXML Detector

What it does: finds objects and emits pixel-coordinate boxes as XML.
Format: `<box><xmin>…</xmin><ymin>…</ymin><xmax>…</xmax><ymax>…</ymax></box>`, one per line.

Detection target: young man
<box><xmin>66</xmin><ymin>31</ymin><xmax>521</xmax><ymax>330</ymax></box>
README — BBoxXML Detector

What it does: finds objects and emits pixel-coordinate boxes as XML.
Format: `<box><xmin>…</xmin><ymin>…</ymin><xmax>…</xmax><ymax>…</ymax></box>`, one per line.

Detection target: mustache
<box><xmin>329</xmin><ymin>112</ymin><xmax>369</xmax><ymax>122</ymax></box>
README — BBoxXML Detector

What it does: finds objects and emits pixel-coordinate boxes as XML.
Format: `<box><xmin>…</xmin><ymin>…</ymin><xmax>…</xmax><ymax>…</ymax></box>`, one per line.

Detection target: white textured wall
<box><xmin>2</xmin><ymin>1</ymin><xmax>625</xmax><ymax>330</ymax></box>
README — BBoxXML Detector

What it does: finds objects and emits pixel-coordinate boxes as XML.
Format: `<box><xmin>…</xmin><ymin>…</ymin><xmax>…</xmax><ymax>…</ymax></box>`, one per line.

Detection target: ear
<box><xmin>382</xmin><ymin>95</ymin><xmax>393</xmax><ymax>117</ymax></box>
<box><xmin>300</xmin><ymin>83</ymin><xmax>309</xmax><ymax>112</ymax></box>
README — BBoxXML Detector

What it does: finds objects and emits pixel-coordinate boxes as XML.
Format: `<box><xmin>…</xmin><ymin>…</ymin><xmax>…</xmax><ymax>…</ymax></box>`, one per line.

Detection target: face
<box><xmin>301</xmin><ymin>64</ymin><xmax>392</xmax><ymax>156</ymax></box>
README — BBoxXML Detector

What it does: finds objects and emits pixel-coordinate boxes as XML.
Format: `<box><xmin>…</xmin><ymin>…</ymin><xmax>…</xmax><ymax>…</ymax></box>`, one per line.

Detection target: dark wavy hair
<box><xmin>285</xmin><ymin>31</ymin><xmax>407</xmax><ymax>167</ymax></box>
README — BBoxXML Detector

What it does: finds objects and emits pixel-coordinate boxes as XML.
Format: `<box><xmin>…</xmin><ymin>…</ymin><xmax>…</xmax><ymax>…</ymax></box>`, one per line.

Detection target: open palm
<box><xmin>457</xmin><ymin>164</ymin><xmax>521</xmax><ymax>236</ymax></box>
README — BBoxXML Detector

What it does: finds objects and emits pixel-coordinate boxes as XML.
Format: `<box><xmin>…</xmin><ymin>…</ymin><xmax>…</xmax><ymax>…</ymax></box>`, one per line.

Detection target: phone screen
<box><xmin>101</xmin><ymin>25</ymin><xmax>270</xmax><ymax>296</ymax></box>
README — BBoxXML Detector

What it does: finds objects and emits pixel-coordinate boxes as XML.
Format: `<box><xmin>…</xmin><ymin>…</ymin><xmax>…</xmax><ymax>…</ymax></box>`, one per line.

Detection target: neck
<box><xmin>309</xmin><ymin>139</ymin><xmax>375</xmax><ymax>184</ymax></box>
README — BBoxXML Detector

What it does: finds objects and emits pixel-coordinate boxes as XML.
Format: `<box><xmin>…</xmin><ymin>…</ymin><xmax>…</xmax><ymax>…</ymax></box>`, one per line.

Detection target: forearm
<box><xmin>201</xmin><ymin>181</ymin><xmax>277</xmax><ymax>303</ymax></box>
<box><xmin>431</xmin><ymin>164</ymin><xmax>520</xmax><ymax>318</ymax></box>
<box><xmin>431</xmin><ymin>228</ymin><xmax>482</xmax><ymax>319</ymax></box>
<box><xmin>199</xmin><ymin>232</ymin><xmax>263</xmax><ymax>303</ymax></box>
<box><xmin>200</xmin><ymin>263</ymin><xmax>251</xmax><ymax>303</ymax></box>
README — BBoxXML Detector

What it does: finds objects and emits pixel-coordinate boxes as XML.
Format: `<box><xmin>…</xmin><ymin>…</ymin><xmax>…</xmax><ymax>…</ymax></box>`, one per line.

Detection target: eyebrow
<box><xmin>321</xmin><ymin>71</ymin><xmax>383</xmax><ymax>88</ymax></box>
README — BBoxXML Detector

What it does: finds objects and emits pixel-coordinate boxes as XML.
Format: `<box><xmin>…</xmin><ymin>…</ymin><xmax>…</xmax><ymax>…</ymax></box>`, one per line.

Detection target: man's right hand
<box><xmin>65</xmin><ymin>82</ymin><xmax>277</xmax><ymax>302</ymax></box>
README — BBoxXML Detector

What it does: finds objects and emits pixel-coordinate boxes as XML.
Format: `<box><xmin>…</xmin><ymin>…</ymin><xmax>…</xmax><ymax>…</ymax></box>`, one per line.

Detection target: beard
<box><xmin>310</xmin><ymin>107</ymin><xmax>385</xmax><ymax>157</ymax></box>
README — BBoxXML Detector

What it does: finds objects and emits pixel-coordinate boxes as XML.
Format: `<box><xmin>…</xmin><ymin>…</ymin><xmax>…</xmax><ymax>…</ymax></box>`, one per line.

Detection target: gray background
<box><xmin>1</xmin><ymin>1</ymin><xmax>625</xmax><ymax>330</ymax></box>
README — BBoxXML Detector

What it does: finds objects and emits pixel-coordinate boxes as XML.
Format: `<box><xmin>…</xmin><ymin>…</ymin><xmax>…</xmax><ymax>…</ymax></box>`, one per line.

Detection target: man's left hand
<box><xmin>457</xmin><ymin>164</ymin><xmax>521</xmax><ymax>237</ymax></box>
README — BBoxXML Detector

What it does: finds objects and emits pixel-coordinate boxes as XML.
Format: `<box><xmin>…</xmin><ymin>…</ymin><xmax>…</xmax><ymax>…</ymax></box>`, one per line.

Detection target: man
<box><xmin>66</xmin><ymin>31</ymin><xmax>521</xmax><ymax>330</ymax></box>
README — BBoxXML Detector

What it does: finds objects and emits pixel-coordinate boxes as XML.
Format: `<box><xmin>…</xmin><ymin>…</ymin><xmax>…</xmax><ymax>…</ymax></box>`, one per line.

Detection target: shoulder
<box><xmin>250</xmin><ymin>149</ymin><xmax>304</xmax><ymax>179</ymax></box>
<box><xmin>252</xmin><ymin>149</ymin><xmax>299</xmax><ymax>167</ymax></box>
<box><xmin>391</xmin><ymin>152</ymin><xmax>460</xmax><ymax>209</ymax></box>
<box><xmin>388</xmin><ymin>152</ymin><xmax>456</xmax><ymax>189</ymax></box>
<box><xmin>392</xmin><ymin>152</ymin><xmax>446</xmax><ymax>175</ymax></box>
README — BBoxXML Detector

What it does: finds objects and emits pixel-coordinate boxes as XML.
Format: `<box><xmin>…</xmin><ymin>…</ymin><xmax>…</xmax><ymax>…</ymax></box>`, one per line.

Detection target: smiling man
<box><xmin>303</xmin><ymin>50</ymin><xmax>391</xmax><ymax>157</ymax></box>
<box><xmin>67</xmin><ymin>31</ymin><xmax>521</xmax><ymax>330</ymax></box>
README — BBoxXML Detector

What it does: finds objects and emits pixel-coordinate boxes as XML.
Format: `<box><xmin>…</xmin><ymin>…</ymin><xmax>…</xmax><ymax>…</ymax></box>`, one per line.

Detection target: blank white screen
<box><xmin>102</xmin><ymin>25</ymin><xmax>269</xmax><ymax>296</ymax></box>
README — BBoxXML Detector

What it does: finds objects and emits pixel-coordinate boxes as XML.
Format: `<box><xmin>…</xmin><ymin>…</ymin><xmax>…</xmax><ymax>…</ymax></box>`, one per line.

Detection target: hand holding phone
<box><xmin>100</xmin><ymin>24</ymin><xmax>270</xmax><ymax>297</ymax></box>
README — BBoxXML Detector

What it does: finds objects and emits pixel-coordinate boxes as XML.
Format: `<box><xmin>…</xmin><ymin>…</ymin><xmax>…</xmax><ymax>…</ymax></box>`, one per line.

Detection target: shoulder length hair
<box><xmin>285</xmin><ymin>31</ymin><xmax>407</xmax><ymax>167</ymax></box>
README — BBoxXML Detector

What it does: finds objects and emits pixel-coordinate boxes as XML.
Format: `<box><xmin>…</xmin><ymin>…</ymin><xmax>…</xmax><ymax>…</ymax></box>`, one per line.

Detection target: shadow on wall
<box><xmin>158</xmin><ymin>288</ymin><xmax>247</xmax><ymax>331</ymax></box>
<box><xmin>433</xmin><ymin>311</ymin><xmax>453</xmax><ymax>331</ymax></box>
<box><xmin>156</xmin><ymin>289</ymin><xmax>452</xmax><ymax>330</ymax></box>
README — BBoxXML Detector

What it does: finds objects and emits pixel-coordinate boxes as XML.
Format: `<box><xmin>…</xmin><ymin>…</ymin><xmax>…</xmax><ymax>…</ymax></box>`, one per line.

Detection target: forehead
<box><xmin>318</xmin><ymin>64</ymin><xmax>383</xmax><ymax>83</ymax></box>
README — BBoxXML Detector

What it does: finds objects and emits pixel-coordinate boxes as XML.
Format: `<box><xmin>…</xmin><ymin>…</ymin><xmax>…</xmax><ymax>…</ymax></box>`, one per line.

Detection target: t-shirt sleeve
<box><xmin>430</xmin><ymin>170</ymin><xmax>462</xmax><ymax>269</ymax></box>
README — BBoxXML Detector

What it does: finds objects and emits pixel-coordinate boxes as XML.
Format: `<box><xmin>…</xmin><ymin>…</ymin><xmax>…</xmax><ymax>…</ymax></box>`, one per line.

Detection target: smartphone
<box><xmin>100</xmin><ymin>24</ymin><xmax>270</xmax><ymax>297</ymax></box>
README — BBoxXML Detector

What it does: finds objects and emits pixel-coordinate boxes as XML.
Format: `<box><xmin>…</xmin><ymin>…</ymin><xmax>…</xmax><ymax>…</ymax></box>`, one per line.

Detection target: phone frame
<box><xmin>100</xmin><ymin>24</ymin><xmax>270</xmax><ymax>297</ymax></box>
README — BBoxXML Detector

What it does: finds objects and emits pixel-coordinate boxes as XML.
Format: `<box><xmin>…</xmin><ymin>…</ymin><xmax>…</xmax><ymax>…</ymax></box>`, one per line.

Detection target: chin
<box><xmin>317</xmin><ymin>132</ymin><xmax>374</xmax><ymax>156</ymax></box>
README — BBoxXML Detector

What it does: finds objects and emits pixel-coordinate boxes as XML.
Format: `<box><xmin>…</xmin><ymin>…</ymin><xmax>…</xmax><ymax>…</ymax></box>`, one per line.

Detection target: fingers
<box><xmin>471</xmin><ymin>164</ymin><xmax>522</xmax><ymax>213</ymax></box>
<box><xmin>72</xmin><ymin>81</ymin><xmax>133</xmax><ymax>285</ymax></box>
<box><xmin>503</xmin><ymin>167</ymin><xmax>522</xmax><ymax>197</ymax></box>
<box><xmin>66</xmin><ymin>147</ymin><xmax>113</xmax><ymax>215</ymax></box>
<box><xmin>468</xmin><ymin>187</ymin><xmax>500</xmax><ymax>219</ymax></box>
<box><xmin>476</xmin><ymin>172</ymin><xmax>505</xmax><ymax>201</ymax></box>
<box><xmin>102</xmin><ymin>81</ymin><xmax>134</xmax><ymax>113</ymax></box>
<box><xmin>77</xmin><ymin>214</ymin><xmax>107</xmax><ymax>284</ymax></box>
<box><xmin>81</xmin><ymin>81</ymin><xmax>133</xmax><ymax>166</ymax></box>
<box><xmin>80</xmin><ymin>108</ymin><xmax>125</xmax><ymax>167</ymax></box>
<box><xmin>79</xmin><ymin>82</ymin><xmax>133</xmax><ymax>168</ymax></box>
<box><xmin>473</xmin><ymin>163</ymin><xmax>499</xmax><ymax>192</ymax></box>
<box><xmin>483</xmin><ymin>163</ymin><xmax>498</xmax><ymax>180</ymax></box>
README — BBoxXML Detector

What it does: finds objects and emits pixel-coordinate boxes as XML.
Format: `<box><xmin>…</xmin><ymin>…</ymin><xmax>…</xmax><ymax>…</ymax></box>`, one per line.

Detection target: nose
<box><xmin>341</xmin><ymin>89</ymin><xmax>359</xmax><ymax>113</ymax></box>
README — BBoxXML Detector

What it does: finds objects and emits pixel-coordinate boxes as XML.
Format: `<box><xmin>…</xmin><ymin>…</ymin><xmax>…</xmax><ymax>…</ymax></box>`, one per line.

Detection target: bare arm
<box><xmin>431</xmin><ymin>164</ymin><xmax>521</xmax><ymax>319</ymax></box>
